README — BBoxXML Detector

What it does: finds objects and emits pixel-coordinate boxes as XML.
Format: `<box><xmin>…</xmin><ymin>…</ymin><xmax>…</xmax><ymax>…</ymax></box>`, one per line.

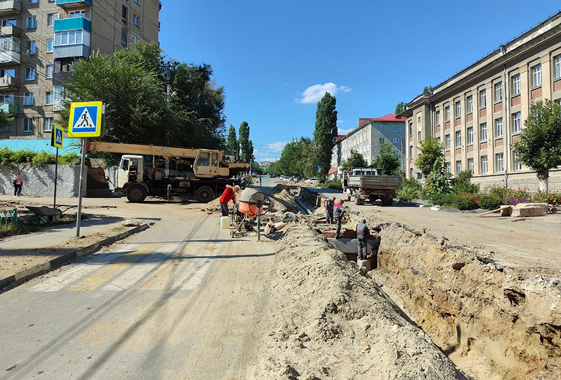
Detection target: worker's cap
<box><xmin>234</xmin><ymin>185</ymin><xmax>241</xmax><ymax>191</ymax></box>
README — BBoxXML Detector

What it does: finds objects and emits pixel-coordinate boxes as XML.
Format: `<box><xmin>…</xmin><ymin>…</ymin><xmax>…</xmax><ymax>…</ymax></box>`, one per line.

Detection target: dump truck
<box><xmin>87</xmin><ymin>142</ymin><xmax>250</xmax><ymax>203</ymax></box>
<box><xmin>343</xmin><ymin>168</ymin><xmax>402</xmax><ymax>206</ymax></box>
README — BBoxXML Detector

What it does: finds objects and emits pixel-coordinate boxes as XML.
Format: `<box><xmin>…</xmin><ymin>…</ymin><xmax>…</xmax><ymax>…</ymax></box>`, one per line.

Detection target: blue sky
<box><xmin>159</xmin><ymin>1</ymin><xmax>559</xmax><ymax>162</ymax></box>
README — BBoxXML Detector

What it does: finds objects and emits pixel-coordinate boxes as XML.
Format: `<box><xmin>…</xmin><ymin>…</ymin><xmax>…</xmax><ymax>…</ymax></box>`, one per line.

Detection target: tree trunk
<box><xmin>538</xmin><ymin>178</ymin><xmax>549</xmax><ymax>193</ymax></box>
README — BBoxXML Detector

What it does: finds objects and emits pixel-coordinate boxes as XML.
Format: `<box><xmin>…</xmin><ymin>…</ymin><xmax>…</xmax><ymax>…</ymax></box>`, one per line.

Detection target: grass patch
<box><xmin>0</xmin><ymin>224</ymin><xmax>36</xmax><ymax>238</ymax></box>
<box><xmin>58</xmin><ymin>213</ymin><xmax>88</xmax><ymax>224</ymax></box>
<box><xmin>111</xmin><ymin>226</ymin><xmax>125</xmax><ymax>233</ymax></box>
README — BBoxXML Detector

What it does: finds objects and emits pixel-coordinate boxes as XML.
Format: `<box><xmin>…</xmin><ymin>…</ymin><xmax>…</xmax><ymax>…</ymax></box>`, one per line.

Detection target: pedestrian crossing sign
<box><xmin>68</xmin><ymin>101</ymin><xmax>104</xmax><ymax>138</ymax></box>
<box><xmin>51</xmin><ymin>124</ymin><xmax>64</xmax><ymax>149</ymax></box>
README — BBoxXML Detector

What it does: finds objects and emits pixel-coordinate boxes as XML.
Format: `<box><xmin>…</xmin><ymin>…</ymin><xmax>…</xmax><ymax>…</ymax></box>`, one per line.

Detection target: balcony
<box><xmin>0</xmin><ymin>76</ymin><xmax>18</xmax><ymax>90</ymax></box>
<box><xmin>56</xmin><ymin>0</ymin><xmax>91</xmax><ymax>8</ymax></box>
<box><xmin>0</xmin><ymin>25</ymin><xmax>21</xmax><ymax>38</ymax></box>
<box><xmin>54</xmin><ymin>44</ymin><xmax>89</xmax><ymax>59</ymax></box>
<box><xmin>0</xmin><ymin>1</ymin><xmax>22</xmax><ymax>15</ymax></box>
<box><xmin>54</xmin><ymin>17</ymin><xmax>91</xmax><ymax>32</ymax></box>
<box><xmin>0</xmin><ymin>102</ymin><xmax>18</xmax><ymax>114</ymax></box>
<box><xmin>0</xmin><ymin>50</ymin><xmax>20</xmax><ymax>64</ymax></box>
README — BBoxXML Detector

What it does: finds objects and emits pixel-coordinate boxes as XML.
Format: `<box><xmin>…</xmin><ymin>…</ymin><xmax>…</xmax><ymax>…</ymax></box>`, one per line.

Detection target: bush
<box><xmin>319</xmin><ymin>180</ymin><xmax>342</xmax><ymax>190</ymax></box>
<box><xmin>452</xmin><ymin>194</ymin><xmax>478</xmax><ymax>210</ymax></box>
<box><xmin>31</xmin><ymin>151</ymin><xmax>57</xmax><ymax>166</ymax></box>
<box><xmin>0</xmin><ymin>148</ymin><xmax>80</xmax><ymax>167</ymax></box>
<box><xmin>430</xmin><ymin>193</ymin><xmax>454</xmax><ymax>206</ymax></box>
<box><xmin>478</xmin><ymin>195</ymin><xmax>502</xmax><ymax>210</ymax></box>
<box><xmin>451</xmin><ymin>171</ymin><xmax>480</xmax><ymax>194</ymax></box>
<box><xmin>396</xmin><ymin>177</ymin><xmax>422</xmax><ymax>202</ymax></box>
<box><xmin>60</xmin><ymin>152</ymin><xmax>81</xmax><ymax>165</ymax></box>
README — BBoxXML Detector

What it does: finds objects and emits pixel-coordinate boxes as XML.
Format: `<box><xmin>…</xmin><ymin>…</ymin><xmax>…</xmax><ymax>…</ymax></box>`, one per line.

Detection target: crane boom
<box><xmin>87</xmin><ymin>141</ymin><xmax>203</xmax><ymax>159</ymax></box>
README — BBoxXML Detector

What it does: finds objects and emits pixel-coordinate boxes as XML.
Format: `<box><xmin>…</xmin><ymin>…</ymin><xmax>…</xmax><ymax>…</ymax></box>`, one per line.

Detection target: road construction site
<box><xmin>1</xmin><ymin>182</ymin><xmax>560</xmax><ymax>380</ymax></box>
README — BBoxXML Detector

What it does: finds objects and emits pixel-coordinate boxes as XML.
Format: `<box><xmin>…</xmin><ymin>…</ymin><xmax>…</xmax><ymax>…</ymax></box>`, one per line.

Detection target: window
<box><xmin>481</xmin><ymin>155</ymin><xmax>488</xmax><ymax>174</ymax></box>
<box><xmin>445</xmin><ymin>106</ymin><xmax>450</xmax><ymax>122</ymax></box>
<box><xmin>69</xmin><ymin>10</ymin><xmax>86</xmax><ymax>18</ymax></box>
<box><xmin>494</xmin><ymin>82</ymin><xmax>502</xmax><ymax>102</ymax></box>
<box><xmin>455</xmin><ymin>131</ymin><xmax>461</xmax><ymax>147</ymax></box>
<box><xmin>47</xmin><ymin>13</ymin><xmax>56</xmax><ymax>27</ymax></box>
<box><xmin>0</xmin><ymin>36</ymin><xmax>20</xmax><ymax>52</ymax></box>
<box><xmin>27</xmin><ymin>41</ymin><xmax>36</xmax><ymax>55</ymax></box>
<box><xmin>28</xmin><ymin>0</ymin><xmax>38</xmax><ymax>3</ymax></box>
<box><xmin>512</xmin><ymin>112</ymin><xmax>521</xmax><ymax>133</ymax></box>
<box><xmin>408</xmin><ymin>123</ymin><xmax>412</xmax><ymax>136</ymax></box>
<box><xmin>417</xmin><ymin>130</ymin><xmax>421</xmax><ymax>142</ymax></box>
<box><xmin>45</xmin><ymin>91</ymin><xmax>53</xmax><ymax>105</ymax></box>
<box><xmin>531</xmin><ymin>64</ymin><xmax>542</xmax><ymax>88</ymax></box>
<box><xmin>25</xmin><ymin>67</ymin><xmax>35</xmax><ymax>80</ymax></box>
<box><xmin>467</xmin><ymin>127</ymin><xmax>473</xmax><ymax>144</ymax></box>
<box><xmin>132</xmin><ymin>35</ymin><xmax>138</xmax><ymax>43</ymax></box>
<box><xmin>495</xmin><ymin>118</ymin><xmax>503</xmax><ymax>138</ymax></box>
<box><xmin>496</xmin><ymin>153</ymin><xmax>504</xmax><ymax>172</ymax></box>
<box><xmin>446</xmin><ymin>162</ymin><xmax>451</xmax><ymax>174</ymax></box>
<box><xmin>445</xmin><ymin>134</ymin><xmax>450</xmax><ymax>150</ymax></box>
<box><xmin>456</xmin><ymin>160</ymin><xmax>462</xmax><ymax>173</ymax></box>
<box><xmin>46</xmin><ymin>65</ymin><xmax>53</xmax><ymax>78</ymax></box>
<box><xmin>0</xmin><ymin>68</ymin><xmax>15</xmax><ymax>77</ymax></box>
<box><xmin>468</xmin><ymin>158</ymin><xmax>474</xmax><ymax>173</ymax></box>
<box><xmin>1</xmin><ymin>19</ymin><xmax>17</xmax><ymax>27</ymax></box>
<box><xmin>417</xmin><ymin>115</ymin><xmax>421</xmax><ymax>125</ymax></box>
<box><xmin>134</xmin><ymin>0</ymin><xmax>140</xmax><ymax>4</ymax></box>
<box><xmin>555</xmin><ymin>99</ymin><xmax>561</xmax><ymax>107</ymax></box>
<box><xmin>47</xmin><ymin>39</ymin><xmax>53</xmax><ymax>52</ymax></box>
<box><xmin>379</xmin><ymin>137</ymin><xmax>384</xmax><ymax>143</ymax></box>
<box><xmin>393</xmin><ymin>126</ymin><xmax>399</xmax><ymax>132</ymax></box>
<box><xmin>379</xmin><ymin>125</ymin><xmax>385</xmax><ymax>132</ymax></box>
<box><xmin>555</xmin><ymin>55</ymin><xmax>561</xmax><ymax>80</ymax></box>
<box><xmin>513</xmin><ymin>151</ymin><xmax>522</xmax><ymax>171</ymax></box>
<box><xmin>23</xmin><ymin>92</ymin><xmax>34</xmax><ymax>106</ymax></box>
<box><xmin>480</xmin><ymin>89</ymin><xmax>487</xmax><ymax>108</ymax></box>
<box><xmin>23</xmin><ymin>118</ymin><xmax>33</xmax><ymax>132</ymax></box>
<box><xmin>512</xmin><ymin>74</ymin><xmax>520</xmax><ymax>96</ymax></box>
<box><xmin>480</xmin><ymin>122</ymin><xmax>487</xmax><ymax>141</ymax></box>
<box><xmin>44</xmin><ymin>117</ymin><xmax>54</xmax><ymax>132</ymax></box>
<box><xmin>27</xmin><ymin>16</ymin><xmax>37</xmax><ymax>29</ymax></box>
<box><xmin>436</xmin><ymin>110</ymin><xmax>440</xmax><ymax>125</ymax></box>
<box><xmin>467</xmin><ymin>95</ymin><xmax>473</xmax><ymax>114</ymax></box>
<box><xmin>409</xmin><ymin>145</ymin><xmax>413</xmax><ymax>158</ymax></box>
<box><xmin>455</xmin><ymin>101</ymin><xmax>461</xmax><ymax>119</ymax></box>
<box><xmin>55</xmin><ymin>30</ymin><xmax>84</xmax><ymax>46</ymax></box>
<box><xmin>0</xmin><ymin>94</ymin><xmax>15</xmax><ymax>103</ymax></box>
<box><xmin>122</xmin><ymin>6</ymin><xmax>128</xmax><ymax>22</ymax></box>
<box><xmin>121</xmin><ymin>28</ymin><xmax>128</xmax><ymax>47</ymax></box>
<box><xmin>392</xmin><ymin>138</ymin><xmax>398</xmax><ymax>144</ymax></box>
<box><xmin>133</xmin><ymin>14</ymin><xmax>140</xmax><ymax>27</ymax></box>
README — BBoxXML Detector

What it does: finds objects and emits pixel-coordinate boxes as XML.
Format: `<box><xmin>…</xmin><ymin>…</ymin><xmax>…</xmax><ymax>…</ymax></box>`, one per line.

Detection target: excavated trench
<box><xmin>297</xmin><ymin>188</ymin><xmax>561</xmax><ymax>380</ymax></box>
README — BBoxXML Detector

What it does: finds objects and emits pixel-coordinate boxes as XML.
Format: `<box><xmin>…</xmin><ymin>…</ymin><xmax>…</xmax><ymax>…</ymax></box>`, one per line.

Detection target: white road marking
<box><xmin>181</xmin><ymin>259</ymin><xmax>213</xmax><ymax>291</ymax></box>
<box><xmin>29</xmin><ymin>244</ymin><xmax>139</xmax><ymax>292</ymax></box>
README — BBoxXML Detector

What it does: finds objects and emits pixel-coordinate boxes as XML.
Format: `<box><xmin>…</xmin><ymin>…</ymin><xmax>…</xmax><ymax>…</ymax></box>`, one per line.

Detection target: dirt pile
<box><xmin>364</xmin><ymin>220</ymin><xmax>561</xmax><ymax>380</ymax></box>
<box><xmin>254</xmin><ymin>224</ymin><xmax>469</xmax><ymax>380</ymax></box>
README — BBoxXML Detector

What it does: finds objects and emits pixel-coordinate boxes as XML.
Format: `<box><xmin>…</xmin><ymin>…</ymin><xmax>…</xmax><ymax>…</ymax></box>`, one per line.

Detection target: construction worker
<box><xmin>219</xmin><ymin>185</ymin><xmax>240</xmax><ymax>217</ymax></box>
<box><xmin>324</xmin><ymin>196</ymin><xmax>335</xmax><ymax>224</ymax></box>
<box><xmin>356</xmin><ymin>219</ymin><xmax>370</xmax><ymax>260</ymax></box>
<box><xmin>333</xmin><ymin>199</ymin><xmax>345</xmax><ymax>239</ymax></box>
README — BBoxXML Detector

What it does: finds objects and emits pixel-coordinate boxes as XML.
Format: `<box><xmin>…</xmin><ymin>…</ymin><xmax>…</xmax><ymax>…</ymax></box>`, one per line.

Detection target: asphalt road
<box><xmin>0</xmin><ymin>202</ymin><xmax>275</xmax><ymax>380</ymax></box>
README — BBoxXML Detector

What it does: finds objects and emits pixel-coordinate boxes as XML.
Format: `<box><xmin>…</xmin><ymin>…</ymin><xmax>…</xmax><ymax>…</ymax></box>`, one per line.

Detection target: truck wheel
<box><xmin>354</xmin><ymin>191</ymin><xmax>364</xmax><ymax>205</ymax></box>
<box><xmin>196</xmin><ymin>186</ymin><xmax>215</xmax><ymax>203</ymax></box>
<box><xmin>382</xmin><ymin>197</ymin><xmax>393</xmax><ymax>206</ymax></box>
<box><xmin>126</xmin><ymin>185</ymin><xmax>147</xmax><ymax>203</ymax></box>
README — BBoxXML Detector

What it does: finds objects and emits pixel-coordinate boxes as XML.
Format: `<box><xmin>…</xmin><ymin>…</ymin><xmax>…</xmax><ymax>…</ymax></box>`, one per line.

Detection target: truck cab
<box><xmin>117</xmin><ymin>155</ymin><xmax>144</xmax><ymax>190</ymax></box>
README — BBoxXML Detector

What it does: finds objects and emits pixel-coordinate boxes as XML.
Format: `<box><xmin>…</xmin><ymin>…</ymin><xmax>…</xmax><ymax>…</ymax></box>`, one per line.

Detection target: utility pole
<box><xmin>164</xmin><ymin>61</ymin><xmax>172</xmax><ymax>145</ymax></box>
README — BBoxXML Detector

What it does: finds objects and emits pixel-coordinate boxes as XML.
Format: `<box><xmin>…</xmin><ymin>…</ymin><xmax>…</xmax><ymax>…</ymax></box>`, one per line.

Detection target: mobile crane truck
<box><xmin>87</xmin><ymin>142</ymin><xmax>250</xmax><ymax>203</ymax></box>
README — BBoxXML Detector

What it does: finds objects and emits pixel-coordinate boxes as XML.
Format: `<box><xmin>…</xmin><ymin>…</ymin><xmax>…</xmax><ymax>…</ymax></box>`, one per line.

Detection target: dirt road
<box><xmin>0</xmin><ymin>203</ymin><xmax>274</xmax><ymax>380</ymax></box>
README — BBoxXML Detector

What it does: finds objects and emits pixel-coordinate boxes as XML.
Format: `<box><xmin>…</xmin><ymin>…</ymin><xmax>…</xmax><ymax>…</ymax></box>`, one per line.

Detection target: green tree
<box><xmin>513</xmin><ymin>100</ymin><xmax>561</xmax><ymax>193</ymax></box>
<box><xmin>226</xmin><ymin>124</ymin><xmax>238</xmax><ymax>159</ymax></box>
<box><xmin>415</xmin><ymin>136</ymin><xmax>444</xmax><ymax>177</ymax></box>
<box><xmin>312</xmin><ymin>93</ymin><xmax>338</xmax><ymax>179</ymax></box>
<box><xmin>395</xmin><ymin>102</ymin><xmax>406</xmax><ymax>115</ymax></box>
<box><xmin>372</xmin><ymin>141</ymin><xmax>401</xmax><ymax>175</ymax></box>
<box><xmin>341</xmin><ymin>150</ymin><xmax>367</xmax><ymax>172</ymax></box>
<box><xmin>426</xmin><ymin>156</ymin><xmax>451</xmax><ymax>198</ymax></box>
<box><xmin>238</xmin><ymin>121</ymin><xmax>253</xmax><ymax>163</ymax></box>
<box><xmin>274</xmin><ymin>137</ymin><xmax>313</xmax><ymax>176</ymax></box>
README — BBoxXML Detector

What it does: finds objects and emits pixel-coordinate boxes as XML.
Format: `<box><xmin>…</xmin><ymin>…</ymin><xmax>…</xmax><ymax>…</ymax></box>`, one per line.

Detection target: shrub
<box><xmin>319</xmin><ymin>180</ymin><xmax>342</xmax><ymax>190</ymax></box>
<box><xmin>430</xmin><ymin>193</ymin><xmax>454</xmax><ymax>206</ymax></box>
<box><xmin>60</xmin><ymin>152</ymin><xmax>81</xmax><ymax>165</ymax></box>
<box><xmin>31</xmin><ymin>151</ymin><xmax>57</xmax><ymax>166</ymax></box>
<box><xmin>396</xmin><ymin>177</ymin><xmax>422</xmax><ymax>202</ymax></box>
<box><xmin>453</xmin><ymin>194</ymin><xmax>479</xmax><ymax>210</ymax></box>
<box><xmin>479</xmin><ymin>195</ymin><xmax>502</xmax><ymax>210</ymax></box>
<box><xmin>0</xmin><ymin>148</ymin><xmax>80</xmax><ymax>167</ymax></box>
<box><xmin>451</xmin><ymin>171</ymin><xmax>480</xmax><ymax>194</ymax></box>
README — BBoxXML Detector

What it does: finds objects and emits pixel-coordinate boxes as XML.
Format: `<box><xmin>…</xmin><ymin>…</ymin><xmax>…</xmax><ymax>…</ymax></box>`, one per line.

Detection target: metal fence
<box><xmin>0</xmin><ymin>208</ymin><xmax>18</xmax><ymax>228</ymax></box>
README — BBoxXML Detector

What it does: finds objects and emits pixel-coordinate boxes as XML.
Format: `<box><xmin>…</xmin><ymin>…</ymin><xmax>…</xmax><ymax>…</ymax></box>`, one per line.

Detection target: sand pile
<box><xmin>254</xmin><ymin>224</ymin><xmax>469</xmax><ymax>380</ymax></box>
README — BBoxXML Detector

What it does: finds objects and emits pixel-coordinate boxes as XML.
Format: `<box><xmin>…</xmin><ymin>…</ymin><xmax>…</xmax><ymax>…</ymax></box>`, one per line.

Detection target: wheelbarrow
<box><xmin>24</xmin><ymin>205</ymin><xmax>76</xmax><ymax>225</ymax></box>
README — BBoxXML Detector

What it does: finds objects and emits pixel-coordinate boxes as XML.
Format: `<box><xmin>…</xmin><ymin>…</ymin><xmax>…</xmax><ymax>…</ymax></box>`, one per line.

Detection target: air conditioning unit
<box><xmin>54</xmin><ymin>14</ymin><xmax>60</xmax><ymax>19</ymax></box>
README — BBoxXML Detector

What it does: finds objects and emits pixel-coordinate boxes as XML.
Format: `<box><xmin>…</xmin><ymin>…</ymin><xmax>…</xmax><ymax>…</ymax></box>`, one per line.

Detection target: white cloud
<box><xmin>263</xmin><ymin>141</ymin><xmax>287</xmax><ymax>153</ymax></box>
<box><xmin>254</xmin><ymin>141</ymin><xmax>288</xmax><ymax>161</ymax></box>
<box><xmin>297</xmin><ymin>83</ymin><xmax>352</xmax><ymax>104</ymax></box>
<box><xmin>337</xmin><ymin>128</ymin><xmax>353</xmax><ymax>135</ymax></box>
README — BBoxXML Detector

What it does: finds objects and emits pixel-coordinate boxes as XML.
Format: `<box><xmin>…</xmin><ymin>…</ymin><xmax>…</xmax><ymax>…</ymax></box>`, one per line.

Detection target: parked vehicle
<box><xmin>87</xmin><ymin>142</ymin><xmax>249</xmax><ymax>203</ymax></box>
<box><xmin>343</xmin><ymin>168</ymin><xmax>402</xmax><ymax>206</ymax></box>
<box><xmin>305</xmin><ymin>178</ymin><xmax>318</xmax><ymax>183</ymax></box>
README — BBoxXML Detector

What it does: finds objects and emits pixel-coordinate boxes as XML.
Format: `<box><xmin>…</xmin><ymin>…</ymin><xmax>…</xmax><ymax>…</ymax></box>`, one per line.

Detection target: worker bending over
<box><xmin>219</xmin><ymin>185</ymin><xmax>240</xmax><ymax>217</ymax></box>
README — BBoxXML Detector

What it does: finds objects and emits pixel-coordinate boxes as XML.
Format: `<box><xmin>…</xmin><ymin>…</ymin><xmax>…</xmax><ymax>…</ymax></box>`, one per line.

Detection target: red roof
<box><xmin>370</xmin><ymin>113</ymin><xmax>406</xmax><ymax>122</ymax></box>
<box><xmin>335</xmin><ymin>135</ymin><xmax>346</xmax><ymax>143</ymax></box>
<box><xmin>328</xmin><ymin>167</ymin><xmax>338</xmax><ymax>175</ymax></box>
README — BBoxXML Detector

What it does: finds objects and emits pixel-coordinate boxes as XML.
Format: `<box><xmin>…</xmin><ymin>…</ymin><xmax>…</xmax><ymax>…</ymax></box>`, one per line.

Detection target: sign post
<box><xmin>68</xmin><ymin>101</ymin><xmax>105</xmax><ymax>237</ymax></box>
<box><xmin>50</xmin><ymin>124</ymin><xmax>64</xmax><ymax>209</ymax></box>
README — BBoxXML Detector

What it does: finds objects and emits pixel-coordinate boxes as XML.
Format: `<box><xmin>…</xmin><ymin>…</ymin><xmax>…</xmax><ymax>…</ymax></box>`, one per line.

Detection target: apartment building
<box><xmin>0</xmin><ymin>0</ymin><xmax>160</xmax><ymax>140</ymax></box>
<box><xmin>403</xmin><ymin>11</ymin><xmax>561</xmax><ymax>191</ymax></box>
<box><xmin>331</xmin><ymin>114</ymin><xmax>406</xmax><ymax>177</ymax></box>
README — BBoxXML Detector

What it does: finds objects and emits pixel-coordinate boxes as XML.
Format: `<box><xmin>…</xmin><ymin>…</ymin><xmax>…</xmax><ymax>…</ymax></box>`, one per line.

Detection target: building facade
<box><xmin>331</xmin><ymin>114</ymin><xmax>406</xmax><ymax>175</ymax></box>
<box><xmin>403</xmin><ymin>12</ymin><xmax>561</xmax><ymax>191</ymax></box>
<box><xmin>0</xmin><ymin>0</ymin><xmax>160</xmax><ymax>140</ymax></box>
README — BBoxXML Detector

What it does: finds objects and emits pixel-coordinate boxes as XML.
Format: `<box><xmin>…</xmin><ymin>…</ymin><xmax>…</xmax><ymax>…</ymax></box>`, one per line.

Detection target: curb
<box><xmin>0</xmin><ymin>224</ymin><xmax>150</xmax><ymax>291</ymax></box>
